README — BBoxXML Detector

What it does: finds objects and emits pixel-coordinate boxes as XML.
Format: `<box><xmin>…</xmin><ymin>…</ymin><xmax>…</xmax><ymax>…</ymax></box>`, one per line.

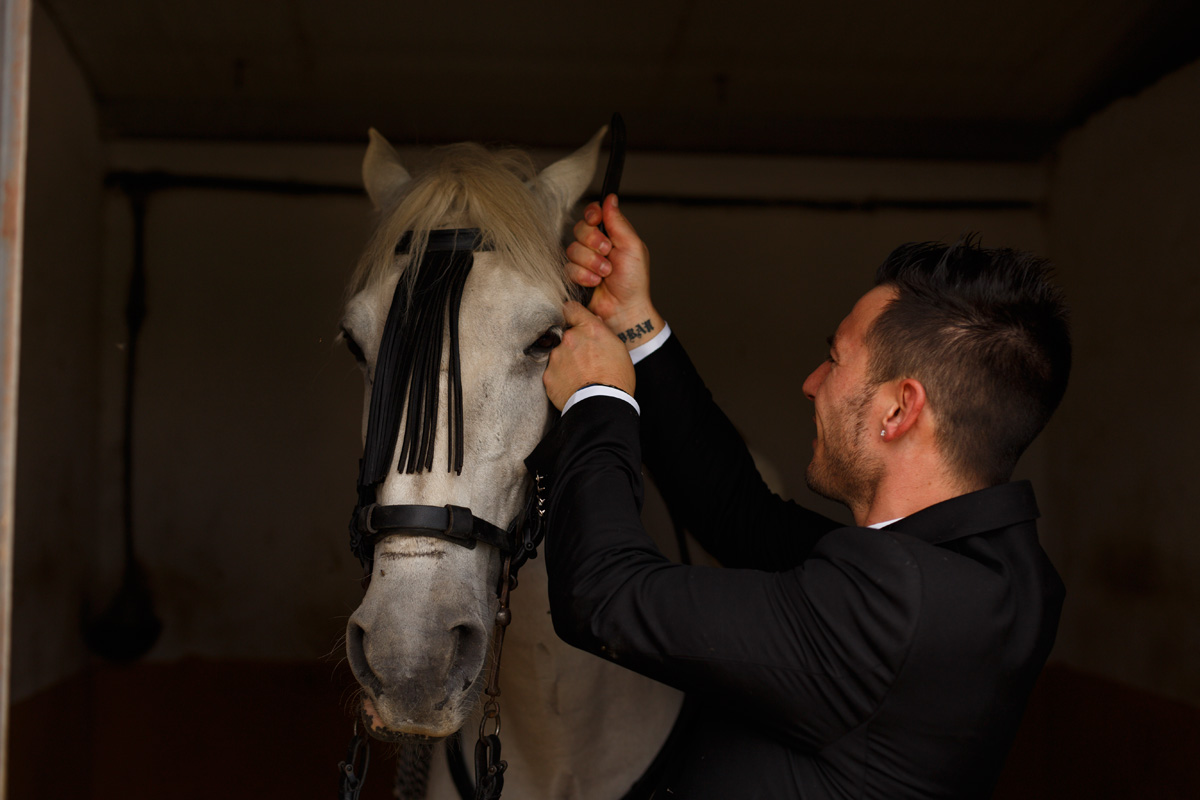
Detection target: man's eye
<box><xmin>525</xmin><ymin>327</ymin><xmax>562</xmax><ymax>356</ymax></box>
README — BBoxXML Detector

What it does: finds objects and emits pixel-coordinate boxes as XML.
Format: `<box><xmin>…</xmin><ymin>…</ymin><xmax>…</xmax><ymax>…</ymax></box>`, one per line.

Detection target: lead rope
<box><xmin>393</xmin><ymin>740</ymin><xmax>435</xmax><ymax>799</ymax></box>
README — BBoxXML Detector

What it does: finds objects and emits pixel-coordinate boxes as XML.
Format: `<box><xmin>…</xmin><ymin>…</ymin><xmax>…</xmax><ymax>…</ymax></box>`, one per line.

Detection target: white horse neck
<box><xmin>427</xmin><ymin>556</ymin><xmax>683</xmax><ymax>799</ymax></box>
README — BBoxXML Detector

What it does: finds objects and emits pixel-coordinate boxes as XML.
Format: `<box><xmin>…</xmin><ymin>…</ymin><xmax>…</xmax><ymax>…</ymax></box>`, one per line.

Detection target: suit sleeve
<box><xmin>635</xmin><ymin>334</ymin><xmax>839</xmax><ymax>569</ymax></box>
<box><xmin>525</xmin><ymin>397</ymin><xmax>922</xmax><ymax>745</ymax></box>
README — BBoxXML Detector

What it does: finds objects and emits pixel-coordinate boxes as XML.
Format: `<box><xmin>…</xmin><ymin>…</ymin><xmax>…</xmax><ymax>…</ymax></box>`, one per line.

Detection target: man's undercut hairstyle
<box><xmin>867</xmin><ymin>235</ymin><xmax>1071</xmax><ymax>487</ymax></box>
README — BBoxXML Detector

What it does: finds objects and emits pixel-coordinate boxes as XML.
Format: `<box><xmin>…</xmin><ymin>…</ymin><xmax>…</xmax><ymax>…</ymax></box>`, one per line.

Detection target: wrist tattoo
<box><xmin>617</xmin><ymin>319</ymin><xmax>654</xmax><ymax>344</ymax></box>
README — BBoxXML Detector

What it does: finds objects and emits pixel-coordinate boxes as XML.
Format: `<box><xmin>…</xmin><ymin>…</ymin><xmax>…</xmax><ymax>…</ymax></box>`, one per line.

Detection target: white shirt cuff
<box><xmin>629</xmin><ymin>322</ymin><xmax>672</xmax><ymax>365</ymax></box>
<box><xmin>562</xmin><ymin>384</ymin><xmax>640</xmax><ymax>416</ymax></box>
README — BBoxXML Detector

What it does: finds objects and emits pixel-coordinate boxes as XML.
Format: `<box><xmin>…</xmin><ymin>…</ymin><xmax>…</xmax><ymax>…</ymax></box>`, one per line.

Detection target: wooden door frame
<box><xmin>0</xmin><ymin>0</ymin><xmax>31</xmax><ymax>797</ymax></box>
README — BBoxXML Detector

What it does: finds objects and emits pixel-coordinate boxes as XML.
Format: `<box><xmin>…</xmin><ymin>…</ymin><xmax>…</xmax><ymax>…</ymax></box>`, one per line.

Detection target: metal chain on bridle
<box><xmin>339</xmin><ymin>115</ymin><xmax>626</xmax><ymax>800</ymax></box>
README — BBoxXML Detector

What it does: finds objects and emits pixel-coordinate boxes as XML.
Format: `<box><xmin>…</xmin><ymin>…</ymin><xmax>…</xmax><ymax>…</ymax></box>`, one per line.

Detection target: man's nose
<box><xmin>802</xmin><ymin>361</ymin><xmax>828</xmax><ymax>401</ymax></box>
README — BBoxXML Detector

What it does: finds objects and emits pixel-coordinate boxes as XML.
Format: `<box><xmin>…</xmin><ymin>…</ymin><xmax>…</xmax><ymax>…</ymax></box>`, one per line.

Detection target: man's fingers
<box><xmin>565</xmin><ymin>242</ymin><xmax>611</xmax><ymax>280</ymax></box>
<box><xmin>572</xmin><ymin>218</ymin><xmax>612</xmax><ymax>255</ymax></box>
<box><xmin>565</xmin><ymin>261</ymin><xmax>602</xmax><ymax>287</ymax></box>
<box><xmin>562</xmin><ymin>300</ymin><xmax>596</xmax><ymax>328</ymax></box>
<box><xmin>543</xmin><ymin>299</ymin><xmax>636</xmax><ymax>408</ymax></box>
<box><xmin>601</xmin><ymin>194</ymin><xmax>641</xmax><ymax>251</ymax></box>
<box><xmin>583</xmin><ymin>201</ymin><xmax>602</xmax><ymax>227</ymax></box>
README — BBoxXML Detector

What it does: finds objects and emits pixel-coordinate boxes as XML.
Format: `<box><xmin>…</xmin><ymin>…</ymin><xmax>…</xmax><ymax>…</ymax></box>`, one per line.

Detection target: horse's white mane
<box><xmin>350</xmin><ymin>143</ymin><xmax>572</xmax><ymax>303</ymax></box>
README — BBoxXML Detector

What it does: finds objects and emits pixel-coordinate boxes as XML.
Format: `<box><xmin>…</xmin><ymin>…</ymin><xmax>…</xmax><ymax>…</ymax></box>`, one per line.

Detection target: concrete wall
<box><xmin>1042</xmin><ymin>56</ymin><xmax>1200</xmax><ymax>707</ymax></box>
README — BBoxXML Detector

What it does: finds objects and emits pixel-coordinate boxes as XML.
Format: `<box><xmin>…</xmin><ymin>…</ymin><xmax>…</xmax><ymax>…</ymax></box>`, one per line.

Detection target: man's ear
<box><xmin>880</xmin><ymin>378</ymin><xmax>927</xmax><ymax>442</ymax></box>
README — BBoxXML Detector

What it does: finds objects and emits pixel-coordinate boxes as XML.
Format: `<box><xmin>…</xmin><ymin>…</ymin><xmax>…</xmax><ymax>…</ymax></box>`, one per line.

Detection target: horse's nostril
<box><xmin>448</xmin><ymin>624</ymin><xmax>485</xmax><ymax>693</ymax></box>
<box><xmin>346</xmin><ymin>620</ymin><xmax>384</xmax><ymax>697</ymax></box>
<box><xmin>451</xmin><ymin>624</ymin><xmax>472</xmax><ymax>657</ymax></box>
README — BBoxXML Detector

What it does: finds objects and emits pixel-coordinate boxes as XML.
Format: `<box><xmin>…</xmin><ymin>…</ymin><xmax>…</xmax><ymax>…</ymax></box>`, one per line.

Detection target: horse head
<box><xmin>340</xmin><ymin>128</ymin><xmax>603</xmax><ymax>739</ymax></box>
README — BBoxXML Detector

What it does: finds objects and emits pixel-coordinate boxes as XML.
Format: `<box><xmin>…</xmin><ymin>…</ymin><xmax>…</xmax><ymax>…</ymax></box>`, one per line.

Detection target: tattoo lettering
<box><xmin>619</xmin><ymin>319</ymin><xmax>654</xmax><ymax>345</ymax></box>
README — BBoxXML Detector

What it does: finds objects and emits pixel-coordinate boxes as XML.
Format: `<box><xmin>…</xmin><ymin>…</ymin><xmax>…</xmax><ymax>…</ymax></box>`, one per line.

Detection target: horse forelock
<box><xmin>349</xmin><ymin>142</ymin><xmax>574</xmax><ymax>309</ymax></box>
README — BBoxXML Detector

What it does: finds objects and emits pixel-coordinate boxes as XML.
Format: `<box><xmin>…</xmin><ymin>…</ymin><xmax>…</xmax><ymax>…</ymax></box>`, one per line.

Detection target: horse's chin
<box><xmin>360</xmin><ymin>693</ymin><xmax>468</xmax><ymax>741</ymax></box>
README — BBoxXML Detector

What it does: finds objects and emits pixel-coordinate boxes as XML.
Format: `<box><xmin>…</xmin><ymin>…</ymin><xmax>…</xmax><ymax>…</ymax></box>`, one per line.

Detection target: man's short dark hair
<box><xmin>867</xmin><ymin>236</ymin><xmax>1071</xmax><ymax>487</ymax></box>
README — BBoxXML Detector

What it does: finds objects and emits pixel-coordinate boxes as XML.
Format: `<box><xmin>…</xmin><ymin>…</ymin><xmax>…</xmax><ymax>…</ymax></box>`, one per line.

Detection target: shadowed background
<box><xmin>8</xmin><ymin>1</ymin><xmax>1200</xmax><ymax>797</ymax></box>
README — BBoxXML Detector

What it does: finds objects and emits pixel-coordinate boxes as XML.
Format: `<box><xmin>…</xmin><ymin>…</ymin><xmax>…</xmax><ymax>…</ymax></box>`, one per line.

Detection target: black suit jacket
<box><xmin>527</xmin><ymin>334</ymin><xmax>1064</xmax><ymax>799</ymax></box>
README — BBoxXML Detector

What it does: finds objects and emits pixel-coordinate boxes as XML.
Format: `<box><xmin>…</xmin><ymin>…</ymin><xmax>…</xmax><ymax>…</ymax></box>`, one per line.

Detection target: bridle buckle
<box><xmin>444</xmin><ymin>504</ymin><xmax>473</xmax><ymax>540</ymax></box>
<box><xmin>356</xmin><ymin>503</ymin><xmax>379</xmax><ymax>536</ymax></box>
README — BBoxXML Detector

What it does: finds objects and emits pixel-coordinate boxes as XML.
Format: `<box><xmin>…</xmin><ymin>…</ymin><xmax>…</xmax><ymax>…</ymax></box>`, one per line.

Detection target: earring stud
<box><xmin>880</xmin><ymin>430</ymin><xmax>886</xmax><ymax>437</ymax></box>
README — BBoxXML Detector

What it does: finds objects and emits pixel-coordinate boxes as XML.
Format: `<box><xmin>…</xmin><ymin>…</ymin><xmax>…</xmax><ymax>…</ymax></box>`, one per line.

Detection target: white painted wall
<box><xmin>1042</xmin><ymin>56</ymin><xmax>1200</xmax><ymax>707</ymax></box>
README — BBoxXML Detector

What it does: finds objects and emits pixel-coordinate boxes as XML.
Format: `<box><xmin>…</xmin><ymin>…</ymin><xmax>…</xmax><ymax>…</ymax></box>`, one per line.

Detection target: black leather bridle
<box><xmin>340</xmin><ymin>225</ymin><xmax>546</xmax><ymax>800</ymax></box>
<box><xmin>346</xmin><ymin>227</ymin><xmax>547</xmax><ymax>579</ymax></box>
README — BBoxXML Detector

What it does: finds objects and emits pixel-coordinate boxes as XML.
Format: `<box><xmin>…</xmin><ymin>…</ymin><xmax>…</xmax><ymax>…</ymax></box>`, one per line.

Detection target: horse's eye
<box><xmin>340</xmin><ymin>327</ymin><xmax>366</xmax><ymax>364</ymax></box>
<box><xmin>525</xmin><ymin>327</ymin><xmax>562</xmax><ymax>356</ymax></box>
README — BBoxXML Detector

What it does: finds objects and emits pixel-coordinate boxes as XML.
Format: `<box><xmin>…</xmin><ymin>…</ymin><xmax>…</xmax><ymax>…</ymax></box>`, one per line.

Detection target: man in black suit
<box><xmin>528</xmin><ymin>195</ymin><xmax>1071</xmax><ymax>798</ymax></box>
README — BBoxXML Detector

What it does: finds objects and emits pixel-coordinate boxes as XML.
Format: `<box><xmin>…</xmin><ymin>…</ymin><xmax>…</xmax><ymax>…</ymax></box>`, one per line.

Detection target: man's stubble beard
<box><xmin>805</xmin><ymin>385</ymin><xmax>884</xmax><ymax>513</ymax></box>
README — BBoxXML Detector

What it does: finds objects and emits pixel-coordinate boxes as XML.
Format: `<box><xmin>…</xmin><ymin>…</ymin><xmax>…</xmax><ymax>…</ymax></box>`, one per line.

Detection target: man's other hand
<box><xmin>543</xmin><ymin>301</ymin><xmax>635</xmax><ymax>411</ymax></box>
<box><xmin>565</xmin><ymin>194</ymin><xmax>664</xmax><ymax>350</ymax></box>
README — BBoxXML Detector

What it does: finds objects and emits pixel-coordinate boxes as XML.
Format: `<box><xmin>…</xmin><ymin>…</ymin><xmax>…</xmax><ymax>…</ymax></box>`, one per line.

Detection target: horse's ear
<box><xmin>532</xmin><ymin>126</ymin><xmax>607</xmax><ymax>232</ymax></box>
<box><xmin>362</xmin><ymin>128</ymin><xmax>412</xmax><ymax>211</ymax></box>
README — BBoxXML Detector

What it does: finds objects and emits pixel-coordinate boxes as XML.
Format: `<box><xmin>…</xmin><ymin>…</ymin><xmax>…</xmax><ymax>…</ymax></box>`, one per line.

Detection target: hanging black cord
<box><xmin>123</xmin><ymin>189</ymin><xmax>147</xmax><ymax>566</ymax></box>
<box><xmin>81</xmin><ymin>185</ymin><xmax>162</xmax><ymax>662</ymax></box>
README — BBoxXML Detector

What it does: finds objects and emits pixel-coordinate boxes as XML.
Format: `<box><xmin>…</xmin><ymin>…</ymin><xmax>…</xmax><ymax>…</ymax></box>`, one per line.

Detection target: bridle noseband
<box><xmin>350</xmin><ymin>490</ymin><xmax>546</xmax><ymax>577</ymax></box>
<box><xmin>353</xmin><ymin>503</ymin><xmax>507</xmax><ymax>551</ymax></box>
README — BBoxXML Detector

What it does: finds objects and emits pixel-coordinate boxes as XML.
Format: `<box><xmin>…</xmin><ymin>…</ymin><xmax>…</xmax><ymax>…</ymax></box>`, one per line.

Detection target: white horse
<box><xmin>339</xmin><ymin>128</ymin><xmax>683</xmax><ymax>798</ymax></box>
